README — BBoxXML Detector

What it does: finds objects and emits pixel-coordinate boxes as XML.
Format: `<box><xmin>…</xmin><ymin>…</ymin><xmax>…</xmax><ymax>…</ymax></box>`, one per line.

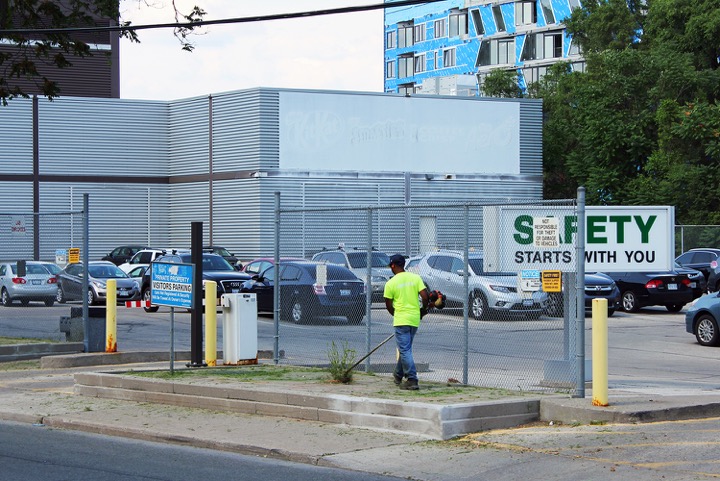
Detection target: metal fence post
<box><xmin>574</xmin><ymin>187</ymin><xmax>586</xmax><ymax>398</ymax></box>
<box><xmin>274</xmin><ymin>191</ymin><xmax>281</xmax><ymax>364</ymax></box>
<box><xmin>82</xmin><ymin>193</ymin><xmax>89</xmax><ymax>353</ymax></box>
<box><xmin>463</xmin><ymin>203</ymin><xmax>470</xmax><ymax>385</ymax></box>
<box><xmin>365</xmin><ymin>207</ymin><xmax>373</xmax><ymax>373</ymax></box>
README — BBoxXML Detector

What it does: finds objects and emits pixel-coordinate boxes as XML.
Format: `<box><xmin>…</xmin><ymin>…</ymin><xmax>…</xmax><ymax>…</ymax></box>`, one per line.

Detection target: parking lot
<box><xmin>1</xmin><ymin>301</ymin><xmax>718</xmax><ymax>395</ymax></box>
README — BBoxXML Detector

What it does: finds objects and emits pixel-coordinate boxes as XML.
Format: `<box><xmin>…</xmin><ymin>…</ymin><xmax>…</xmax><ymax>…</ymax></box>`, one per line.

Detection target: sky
<box><xmin>119</xmin><ymin>1</ymin><xmax>385</xmax><ymax>101</ymax></box>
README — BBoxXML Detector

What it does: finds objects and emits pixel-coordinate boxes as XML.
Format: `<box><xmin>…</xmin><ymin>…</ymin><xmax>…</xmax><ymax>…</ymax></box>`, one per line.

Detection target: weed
<box><xmin>327</xmin><ymin>340</ymin><xmax>357</xmax><ymax>384</ymax></box>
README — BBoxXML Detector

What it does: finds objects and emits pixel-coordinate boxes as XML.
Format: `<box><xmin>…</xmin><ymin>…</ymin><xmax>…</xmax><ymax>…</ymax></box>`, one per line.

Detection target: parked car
<box><xmin>312</xmin><ymin>246</ymin><xmax>392</xmax><ymax>301</ymax></box>
<box><xmin>241</xmin><ymin>260</ymin><xmax>366</xmax><ymax>324</ymax></box>
<box><xmin>140</xmin><ymin>252</ymin><xmax>251</xmax><ymax>312</ymax></box>
<box><xmin>675</xmin><ymin>248</ymin><xmax>720</xmax><ymax>282</ymax></box>
<box><xmin>674</xmin><ymin>262</ymin><xmax>706</xmax><ymax>299</ymax></box>
<box><xmin>708</xmin><ymin>266</ymin><xmax>720</xmax><ymax>294</ymax></box>
<box><xmin>126</xmin><ymin>265</ymin><xmax>148</xmax><ymax>283</ymax></box>
<box><xmin>242</xmin><ymin>257</ymin><xmax>306</xmax><ymax>277</ymax></box>
<box><xmin>204</xmin><ymin>246</ymin><xmax>242</xmax><ymax>269</ymax></box>
<box><xmin>685</xmin><ymin>292</ymin><xmax>720</xmax><ymax>346</ymax></box>
<box><xmin>413</xmin><ymin>250</ymin><xmax>547</xmax><ymax>320</ymax></box>
<box><xmin>101</xmin><ymin>245</ymin><xmax>148</xmax><ymax>266</ymax></box>
<box><xmin>118</xmin><ymin>248</ymin><xmax>186</xmax><ymax>273</ymax></box>
<box><xmin>544</xmin><ymin>272</ymin><xmax>621</xmax><ymax>317</ymax></box>
<box><xmin>605</xmin><ymin>271</ymin><xmax>694</xmax><ymax>312</ymax></box>
<box><xmin>0</xmin><ymin>261</ymin><xmax>58</xmax><ymax>307</ymax></box>
<box><xmin>56</xmin><ymin>261</ymin><xmax>141</xmax><ymax>305</ymax></box>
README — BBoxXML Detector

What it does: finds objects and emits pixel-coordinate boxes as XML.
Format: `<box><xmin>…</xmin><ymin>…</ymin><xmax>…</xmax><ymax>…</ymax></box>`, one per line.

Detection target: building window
<box><xmin>543</xmin><ymin>32</ymin><xmax>562</xmax><ymax>58</ymax></box>
<box><xmin>443</xmin><ymin>48</ymin><xmax>456</xmax><ymax>67</ymax></box>
<box><xmin>498</xmin><ymin>39</ymin><xmax>514</xmax><ymax>65</ymax></box>
<box><xmin>572</xmin><ymin>61</ymin><xmax>586</xmax><ymax>73</ymax></box>
<box><xmin>414</xmin><ymin>23</ymin><xmax>426</xmax><ymax>42</ymax></box>
<box><xmin>386</xmin><ymin>31</ymin><xmax>397</xmax><ymax>49</ymax></box>
<box><xmin>398</xmin><ymin>83</ymin><xmax>415</xmax><ymax>95</ymax></box>
<box><xmin>398</xmin><ymin>22</ymin><xmax>414</xmax><ymax>48</ymax></box>
<box><xmin>399</xmin><ymin>55</ymin><xmax>413</xmax><ymax>78</ymax></box>
<box><xmin>515</xmin><ymin>1</ymin><xmax>537</xmax><ymax>26</ymax></box>
<box><xmin>434</xmin><ymin>18</ymin><xmax>446</xmax><ymax>38</ymax></box>
<box><xmin>522</xmin><ymin>65</ymin><xmax>548</xmax><ymax>85</ymax></box>
<box><xmin>414</xmin><ymin>54</ymin><xmax>426</xmax><ymax>72</ymax></box>
<box><xmin>540</xmin><ymin>0</ymin><xmax>556</xmax><ymax>24</ymax></box>
<box><xmin>568</xmin><ymin>36</ymin><xmax>581</xmax><ymax>56</ymax></box>
<box><xmin>492</xmin><ymin>5</ymin><xmax>506</xmax><ymax>32</ymax></box>
<box><xmin>471</xmin><ymin>9</ymin><xmax>484</xmax><ymax>35</ymax></box>
<box><xmin>449</xmin><ymin>10</ymin><xmax>468</xmax><ymax>37</ymax></box>
<box><xmin>477</xmin><ymin>41</ymin><xmax>491</xmax><ymax>66</ymax></box>
<box><xmin>568</xmin><ymin>0</ymin><xmax>582</xmax><ymax>10</ymax></box>
<box><xmin>521</xmin><ymin>34</ymin><xmax>537</xmax><ymax>61</ymax></box>
<box><xmin>386</xmin><ymin>60</ymin><xmax>396</xmax><ymax>79</ymax></box>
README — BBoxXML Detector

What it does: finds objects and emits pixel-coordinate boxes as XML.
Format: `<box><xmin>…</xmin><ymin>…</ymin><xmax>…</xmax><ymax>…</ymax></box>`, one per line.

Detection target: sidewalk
<box><xmin>3</xmin><ymin>351</ymin><xmax>720</xmax><ymax>481</ymax></box>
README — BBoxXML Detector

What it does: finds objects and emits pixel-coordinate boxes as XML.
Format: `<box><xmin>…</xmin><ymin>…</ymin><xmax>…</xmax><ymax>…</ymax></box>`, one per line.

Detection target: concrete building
<box><xmin>0</xmin><ymin>88</ymin><xmax>543</xmax><ymax>261</ymax></box>
<box><xmin>384</xmin><ymin>0</ymin><xmax>585</xmax><ymax>95</ymax></box>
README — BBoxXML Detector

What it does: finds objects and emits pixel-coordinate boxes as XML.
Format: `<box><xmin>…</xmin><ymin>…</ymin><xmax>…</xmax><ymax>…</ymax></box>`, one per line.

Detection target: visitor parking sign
<box><xmin>151</xmin><ymin>262</ymin><xmax>194</xmax><ymax>309</ymax></box>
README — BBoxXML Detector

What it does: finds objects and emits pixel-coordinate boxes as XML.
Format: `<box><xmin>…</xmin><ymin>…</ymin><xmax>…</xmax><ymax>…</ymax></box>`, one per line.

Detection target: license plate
<box><xmin>32</xmin><ymin>280</ymin><xmax>41</xmax><ymax>285</ymax></box>
<box><xmin>690</xmin><ymin>282</ymin><xmax>697</xmax><ymax>288</ymax></box>
<box><xmin>340</xmin><ymin>289</ymin><xmax>351</xmax><ymax>296</ymax></box>
<box><xmin>522</xmin><ymin>299</ymin><xmax>534</xmax><ymax>306</ymax></box>
<box><xmin>667</xmin><ymin>283</ymin><xmax>677</xmax><ymax>290</ymax></box>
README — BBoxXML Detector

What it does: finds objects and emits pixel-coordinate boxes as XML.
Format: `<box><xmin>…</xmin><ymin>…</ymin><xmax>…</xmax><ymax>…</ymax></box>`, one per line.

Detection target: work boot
<box><xmin>400</xmin><ymin>379</ymin><xmax>419</xmax><ymax>390</ymax></box>
<box><xmin>393</xmin><ymin>373</ymin><xmax>403</xmax><ymax>386</ymax></box>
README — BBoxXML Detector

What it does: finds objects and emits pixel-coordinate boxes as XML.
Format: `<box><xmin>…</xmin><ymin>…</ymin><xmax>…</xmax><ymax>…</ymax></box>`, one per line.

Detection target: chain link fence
<box><xmin>266</xmin><ymin>196</ymin><xmax>582</xmax><ymax>392</ymax></box>
<box><xmin>675</xmin><ymin>225</ymin><xmax>720</xmax><ymax>255</ymax></box>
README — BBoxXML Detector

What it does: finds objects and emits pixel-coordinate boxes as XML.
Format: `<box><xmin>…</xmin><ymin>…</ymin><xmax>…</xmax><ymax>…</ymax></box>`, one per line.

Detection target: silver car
<box><xmin>312</xmin><ymin>248</ymin><xmax>393</xmax><ymax>301</ymax></box>
<box><xmin>414</xmin><ymin>250</ymin><xmax>547</xmax><ymax>320</ymax></box>
<box><xmin>0</xmin><ymin>261</ymin><xmax>58</xmax><ymax>307</ymax></box>
<box><xmin>57</xmin><ymin>261</ymin><xmax>140</xmax><ymax>305</ymax></box>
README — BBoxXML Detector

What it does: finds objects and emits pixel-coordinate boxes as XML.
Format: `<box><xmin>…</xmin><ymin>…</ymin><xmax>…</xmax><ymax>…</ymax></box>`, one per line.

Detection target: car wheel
<box><xmin>347</xmin><ymin>313</ymin><xmax>365</xmax><ymax>325</ymax></box>
<box><xmin>289</xmin><ymin>298</ymin><xmax>310</xmax><ymax>324</ymax></box>
<box><xmin>1</xmin><ymin>288</ymin><xmax>12</xmax><ymax>307</ymax></box>
<box><xmin>665</xmin><ymin>304</ymin><xmax>684</xmax><ymax>313</ymax></box>
<box><xmin>88</xmin><ymin>289</ymin><xmax>96</xmax><ymax>306</ymax></box>
<box><xmin>545</xmin><ymin>293</ymin><xmax>563</xmax><ymax>318</ymax></box>
<box><xmin>695</xmin><ymin>314</ymin><xmax>720</xmax><ymax>346</ymax></box>
<box><xmin>621</xmin><ymin>291</ymin><xmax>639</xmax><ymax>312</ymax></box>
<box><xmin>56</xmin><ymin>286</ymin><xmax>66</xmax><ymax>304</ymax></box>
<box><xmin>469</xmin><ymin>291</ymin><xmax>488</xmax><ymax>320</ymax></box>
<box><xmin>44</xmin><ymin>299</ymin><xmax>55</xmax><ymax>307</ymax></box>
<box><xmin>142</xmin><ymin>289</ymin><xmax>159</xmax><ymax>313</ymax></box>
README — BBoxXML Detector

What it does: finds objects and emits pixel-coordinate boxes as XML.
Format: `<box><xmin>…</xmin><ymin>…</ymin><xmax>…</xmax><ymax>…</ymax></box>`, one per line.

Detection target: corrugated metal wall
<box><xmin>0</xmin><ymin>98</ymin><xmax>33</xmax><ymax>174</ymax></box>
<box><xmin>0</xmin><ymin>88</ymin><xmax>544</xmax><ymax>263</ymax></box>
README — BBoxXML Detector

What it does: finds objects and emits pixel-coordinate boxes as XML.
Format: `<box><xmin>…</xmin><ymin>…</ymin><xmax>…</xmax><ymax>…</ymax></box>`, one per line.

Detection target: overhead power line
<box><xmin>0</xmin><ymin>0</ymin><xmax>446</xmax><ymax>36</ymax></box>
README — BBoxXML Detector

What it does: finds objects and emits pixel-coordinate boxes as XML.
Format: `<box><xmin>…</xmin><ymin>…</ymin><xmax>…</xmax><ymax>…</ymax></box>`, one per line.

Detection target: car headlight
<box><xmin>489</xmin><ymin>285</ymin><xmax>512</xmax><ymax>293</ymax></box>
<box><xmin>91</xmin><ymin>280</ymin><xmax>106</xmax><ymax>289</ymax></box>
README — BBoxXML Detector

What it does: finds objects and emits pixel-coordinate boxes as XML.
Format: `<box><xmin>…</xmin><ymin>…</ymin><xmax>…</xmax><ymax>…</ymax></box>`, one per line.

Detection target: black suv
<box><xmin>140</xmin><ymin>252</ymin><xmax>251</xmax><ymax>312</ymax></box>
<box><xmin>675</xmin><ymin>248</ymin><xmax>720</xmax><ymax>282</ymax></box>
<box><xmin>101</xmin><ymin>245</ymin><xmax>148</xmax><ymax>265</ymax></box>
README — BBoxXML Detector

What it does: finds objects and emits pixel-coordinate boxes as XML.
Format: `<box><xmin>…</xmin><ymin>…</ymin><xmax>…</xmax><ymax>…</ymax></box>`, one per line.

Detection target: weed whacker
<box><xmin>343</xmin><ymin>333</ymin><xmax>395</xmax><ymax>378</ymax></box>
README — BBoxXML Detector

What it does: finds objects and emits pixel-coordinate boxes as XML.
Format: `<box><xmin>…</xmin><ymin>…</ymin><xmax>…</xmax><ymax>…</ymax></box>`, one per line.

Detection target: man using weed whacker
<box><xmin>383</xmin><ymin>254</ymin><xmax>430</xmax><ymax>390</ymax></box>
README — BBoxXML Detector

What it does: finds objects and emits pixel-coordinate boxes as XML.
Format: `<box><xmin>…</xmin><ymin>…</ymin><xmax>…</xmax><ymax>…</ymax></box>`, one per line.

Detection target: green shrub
<box><xmin>327</xmin><ymin>340</ymin><xmax>357</xmax><ymax>384</ymax></box>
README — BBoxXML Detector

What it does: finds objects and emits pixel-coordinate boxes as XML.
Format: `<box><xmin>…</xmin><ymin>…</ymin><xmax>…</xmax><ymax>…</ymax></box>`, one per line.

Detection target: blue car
<box><xmin>241</xmin><ymin>260</ymin><xmax>366</xmax><ymax>325</ymax></box>
<box><xmin>686</xmin><ymin>292</ymin><xmax>720</xmax><ymax>346</ymax></box>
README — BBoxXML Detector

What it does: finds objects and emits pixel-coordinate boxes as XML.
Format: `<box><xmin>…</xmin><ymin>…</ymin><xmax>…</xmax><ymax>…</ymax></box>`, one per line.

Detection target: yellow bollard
<box><xmin>205</xmin><ymin>281</ymin><xmax>217</xmax><ymax>366</ymax></box>
<box><xmin>592</xmin><ymin>298</ymin><xmax>608</xmax><ymax>406</ymax></box>
<box><xmin>106</xmin><ymin>279</ymin><xmax>117</xmax><ymax>353</ymax></box>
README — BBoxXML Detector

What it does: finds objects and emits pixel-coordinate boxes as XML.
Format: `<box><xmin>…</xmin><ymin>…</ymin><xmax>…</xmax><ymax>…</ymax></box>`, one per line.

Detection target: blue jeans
<box><xmin>394</xmin><ymin>325</ymin><xmax>418</xmax><ymax>381</ymax></box>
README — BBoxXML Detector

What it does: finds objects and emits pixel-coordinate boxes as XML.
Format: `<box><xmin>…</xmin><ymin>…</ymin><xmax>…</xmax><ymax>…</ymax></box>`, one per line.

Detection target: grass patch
<box><xmin>0</xmin><ymin>360</ymin><xmax>41</xmax><ymax>371</ymax></box>
<box><xmin>131</xmin><ymin>365</ymin><xmax>330</xmax><ymax>382</ymax></box>
<box><xmin>0</xmin><ymin>337</ymin><xmax>55</xmax><ymax>346</ymax></box>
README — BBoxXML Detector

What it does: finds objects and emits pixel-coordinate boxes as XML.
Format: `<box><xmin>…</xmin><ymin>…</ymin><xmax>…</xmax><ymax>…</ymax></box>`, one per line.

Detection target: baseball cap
<box><xmin>388</xmin><ymin>254</ymin><xmax>405</xmax><ymax>267</ymax></box>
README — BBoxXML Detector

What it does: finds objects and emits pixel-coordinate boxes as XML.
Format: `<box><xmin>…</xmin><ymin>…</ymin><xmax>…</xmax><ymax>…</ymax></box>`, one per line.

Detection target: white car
<box><xmin>118</xmin><ymin>249</ymin><xmax>187</xmax><ymax>273</ymax></box>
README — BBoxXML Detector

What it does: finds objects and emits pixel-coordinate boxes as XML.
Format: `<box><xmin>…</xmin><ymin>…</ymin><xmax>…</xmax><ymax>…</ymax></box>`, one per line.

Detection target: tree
<box><xmin>0</xmin><ymin>0</ymin><xmax>205</xmax><ymax>104</ymax></box>
<box><xmin>480</xmin><ymin>69</ymin><xmax>523</xmax><ymax>98</ymax></box>
<box><xmin>527</xmin><ymin>0</ymin><xmax>720</xmax><ymax>224</ymax></box>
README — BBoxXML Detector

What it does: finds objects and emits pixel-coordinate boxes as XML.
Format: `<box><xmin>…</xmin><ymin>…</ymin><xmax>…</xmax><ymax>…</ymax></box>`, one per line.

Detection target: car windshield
<box><xmin>346</xmin><ymin>252</ymin><xmax>391</xmax><ymax>269</ymax></box>
<box><xmin>89</xmin><ymin>265</ymin><xmax>128</xmax><ymax>278</ymax></box>
<box><xmin>202</xmin><ymin>255</ymin><xmax>234</xmax><ymax>271</ymax></box>
<box><xmin>308</xmin><ymin>264</ymin><xmax>359</xmax><ymax>281</ymax></box>
<box><xmin>11</xmin><ymin>264</ymin><xmax>49</xmax><ymax>275</ymax></box>
<box><xmin>214</xmin><ymin>248</ymin><xmax>231</xmax><ymax>257</ymax></box>
<box><xmin>43</xmin><ymin>263</ymin><xmax>62</xmax><ymax>275</ymax></box>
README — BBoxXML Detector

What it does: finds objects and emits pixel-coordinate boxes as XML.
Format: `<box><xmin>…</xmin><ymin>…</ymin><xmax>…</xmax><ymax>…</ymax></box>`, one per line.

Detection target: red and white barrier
<box><xmin>125</xmin><ymin>300</ymin><xmax>152</xmax><ymax>308</ymax></box>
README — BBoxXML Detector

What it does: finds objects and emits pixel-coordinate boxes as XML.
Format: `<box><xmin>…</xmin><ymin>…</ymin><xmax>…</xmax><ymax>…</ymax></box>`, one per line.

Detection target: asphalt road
<box><xmin>0</xmin><ymin>421</ymin><xmax>404</xmax><ymax>481</ymax></box>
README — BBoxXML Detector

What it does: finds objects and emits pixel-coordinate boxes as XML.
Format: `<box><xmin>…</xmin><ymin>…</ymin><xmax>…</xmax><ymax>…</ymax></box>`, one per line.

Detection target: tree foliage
<box><xmin>524</xmin><ymin>0</ymin><xmax>720</xmax><ymax>224</ymax></box>
<box><xmin>0</xmin><ymin>0</ymin><xmax>205</xmax><ymax>104</ymax></box>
